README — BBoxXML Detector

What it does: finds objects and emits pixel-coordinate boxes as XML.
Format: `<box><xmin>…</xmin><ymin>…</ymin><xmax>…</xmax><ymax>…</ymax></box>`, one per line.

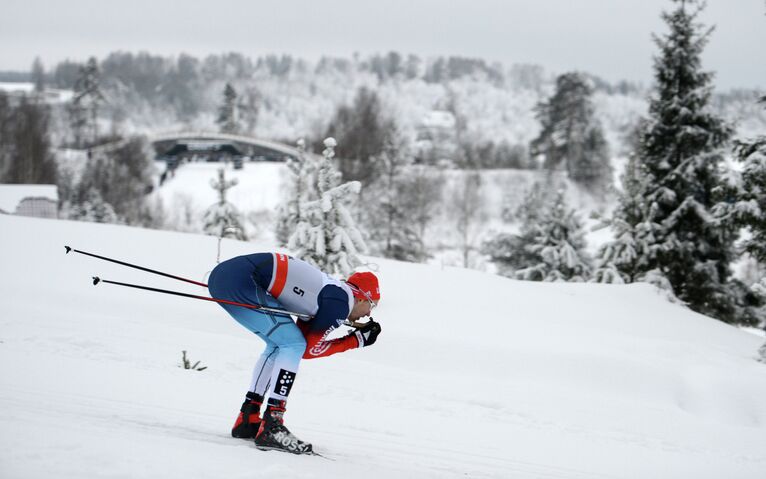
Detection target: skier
<box><xmin>207</xmin><ymin>252</ymin><xmax>382</xmax><ymax>454</ymax></box>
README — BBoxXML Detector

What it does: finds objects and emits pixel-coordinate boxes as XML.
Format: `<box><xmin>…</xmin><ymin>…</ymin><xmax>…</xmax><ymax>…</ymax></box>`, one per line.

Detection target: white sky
<box><xmin>1</xmin><ymin>0</ymin><xmax>764</xmax><ymax>90</ymax></box>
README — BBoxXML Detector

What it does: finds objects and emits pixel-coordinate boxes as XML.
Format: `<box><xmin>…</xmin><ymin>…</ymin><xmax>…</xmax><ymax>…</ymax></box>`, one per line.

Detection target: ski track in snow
<box><xmin>0</xmin><ymin>381</ymin><xmax>612</xmax><ymax>479</ymax></box>
<box><xmin>0</xmin><ymin>385</ymin><xmax>608</xmax><ymax>479</ymax></box>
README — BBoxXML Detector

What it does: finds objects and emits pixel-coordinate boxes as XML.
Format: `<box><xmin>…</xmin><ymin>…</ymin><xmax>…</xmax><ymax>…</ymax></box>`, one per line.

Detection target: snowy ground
<box><xmin>156</xmin><ymin>161</ymin><xmax>287</xmax><ymax>216</ymax></box>
<box><xmin>154</xmin><ymin>161</ymin><xmax>286</xmax><ymax>242</ymax></box>
<box><xmin>1</xmin><ymin>214</ymin><xmax>765</xmax><ymax>478</ymax></box>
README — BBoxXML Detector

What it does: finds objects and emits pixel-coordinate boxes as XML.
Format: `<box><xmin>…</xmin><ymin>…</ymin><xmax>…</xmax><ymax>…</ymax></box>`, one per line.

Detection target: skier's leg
<box><xmin>229</xmin><ymin>339</ymin><xmax>275</xmax><ymax>438</ymax></box>
<box><xmin>249</xmin><ymin>341</ymin><xmax>278</xmax><ymax>396</ymax></box>
<box><xmin>249</xmin><ymin>288</ymin><xmax>312</xmax><ymax>453</ymax></box>
<box><xmin>208</xmin><ymin>256</ymin><xmax>311</xmax><ymax>452</ymax></box>
<box><xmin>208</xmin><ymin>256</ymin><xmax>298</xmax><ymax>439</ymax></box>
<box><xmin>221</xmin><ymin>303</ymin><xmax>310</xmax><ymax>452</ymax></box>
<box><xmin>230</xmin><ymin>277</ymin><xmax>307</xmax><ymax>400</ymax></box>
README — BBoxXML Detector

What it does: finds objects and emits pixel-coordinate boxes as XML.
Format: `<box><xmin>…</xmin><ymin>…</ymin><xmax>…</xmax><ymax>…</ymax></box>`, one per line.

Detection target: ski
<box><xmin>255</xmin><ymin>445</ymin><xmax>334</xmax><ymax>460</ymax></box>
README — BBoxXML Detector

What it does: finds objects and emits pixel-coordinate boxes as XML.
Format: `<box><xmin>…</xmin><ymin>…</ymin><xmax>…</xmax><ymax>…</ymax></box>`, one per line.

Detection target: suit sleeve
<box><xmin>300</xmin><ymin>285</ymin><xmax>360</xmax><ymax>359</ymax></box>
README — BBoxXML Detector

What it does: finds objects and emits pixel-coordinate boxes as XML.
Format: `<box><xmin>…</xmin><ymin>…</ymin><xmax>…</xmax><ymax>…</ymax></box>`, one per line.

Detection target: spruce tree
<box><xmin>715</xmin><ymin>95</ymin><xmax>766</xmax><ymax>326</ymax></box>
<box><xmin>65</xmin><ymin>136</ymin><xmax>155</xmax><ymax>226</ymax></box>
<box><xmin>508</xmin><ymin>181</ymin><xmax>549</xmax><ymax>225</ymax></box>
<box><xmin>376</xmin><ymin>182</ymin><xmax>422</xmax><ymax>262</ymax></box>
<box><xmin>400</xmin><ymin>164</ymin><xmax>444</xmax><ymax>262</ymax></box>
<box><xmin>727</xmin><ymin>97</ymin><xmax>766</xmax><ymax>265</ymax></box>
<box><xmin>288</xmin><ymin>138</ymin><xmax>367</xmax><ymax>276</ymax></box>
<box><xmin>1</xmin><ymin>95</ymin><xmax>57</xmax><ymax>185</ymax></box>
<box><xmin>217</xmin><ymin>83</ymin><xmax>241</xmax><ymax>135</ymax></box>
<box><xmin>275</xmin><ymin>139</ymin><xmax>315</xmax><ymax>246</ymax></box>
<box><xmin>365</xmin><ymin>127</ymin><xmax>423</xmax><ymax>262</ymax></box>
<box><xmin>70</xmin><ymin>57</ymin><xmax>105</xmax><ymax>146</ymax></box>
<box><xmin>68</xmin><ymin>188</ymin><xmax>118</xmax><ymax>224</ymax></box>
<box><xmin>240</xmin><ymin>88</ymin><xmax>260</xmax><ymax>135</ymax></box>
<box><xmin>321</xmin><ymin>87</ymin><xmax>391</xmax><ymax>184</ymax></box>
<box><xmin>31</xmin><ymin>57</ymin><xmax>45</xmax><ymax>93</ymax></box>
<box><xmin>592</xmin><ymin>155</ymin><xmax>649</xmax><ymax>284</ymax></box>
<box><xmin>203</xmin><ymin>168</ymin><xmax>247</xmax><ymax>240</ymax></box>
<box><xmin>0</xmin><ymin>93</ymin><xmax>10</xmax><ymax>179</ymax></box>
<box><xmin>530</xmin><ymin>72</ymin><xmax>613</xmax><ymax>192</ymax></box>
<box><xmin>66</xmin><ymin>98</ymin><xmax>88</xmax><ymax>148</ymax></box>
<box><xmin>513</xmin><ymin>190</ymin><xmax>592</xmax><ymax>282</ymax></box>
<box><xmin>485</xmin><ymin>182</ymin><xmax>554</xmax><ymax>277</ymax></box>
<box><xmin>618</xmin><ymin>0</ymin><xmax>737</xmax><ymax>321</ymax></box>
<box><xmin>451</xmin><ymin>171</ymin><xmax>487</xmax><ymax>268</ymax></box>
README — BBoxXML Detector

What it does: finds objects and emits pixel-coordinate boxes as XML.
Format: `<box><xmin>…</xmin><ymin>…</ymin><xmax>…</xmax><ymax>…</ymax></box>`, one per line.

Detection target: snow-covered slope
<box><xmin>154</xmin><ymin>161</ymin><xmax>609</xmax><ymax>266</ymax></box>
<box><xmin>1</xmin><ymin>214</ymin><xmax>765</xmax><ymax>478</ymax></box>
<box><xmin>154</xmin><ymin>161</ymin><xmax>286</xmax><ymax>242</ymax></box>
<box><xmin>157</xmin><ymin>161</ymin><xmax>287</xmax><ymax>215</ymax></box>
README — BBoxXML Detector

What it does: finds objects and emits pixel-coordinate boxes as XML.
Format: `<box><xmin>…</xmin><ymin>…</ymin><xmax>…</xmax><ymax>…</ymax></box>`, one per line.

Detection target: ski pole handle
<box><xmin>342</xmin><ymin>318</ymin><xmax>373</xmax><ymax>329</ymax></box>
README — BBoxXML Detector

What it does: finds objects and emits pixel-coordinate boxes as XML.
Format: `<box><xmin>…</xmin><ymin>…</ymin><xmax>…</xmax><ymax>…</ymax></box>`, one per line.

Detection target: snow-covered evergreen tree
<box><xmin>592</xmin><ymin>155</ymin><xmax>649</xmax><ymax>284</ymax></box>
<box><xmin>288</xmin><ymin>137</ymin><xmax>367</xmax><ymax>276</ymax></box>
<box><xmin>374</xmin><ymin>164</ymin><xmax>445</xmax><ymax>262</ymax></box>
<box><xmin>0</xmin><ymin>93</ymin><xmax>9</xmax><ymax>179</ymax></box>
<box><xmin>275</xmin><ymin>139</ymin><xmax>315</xmax><ymax>246</ymax></box>
<box><xmin>529</xmin><ymin>72</ymin><xmax>613</xmax><ymax>193</ymax></box>
<box><xmin>714</xmin><ymin>95</ymin><xmax>766</xmax><ymax>326</ymax></box>
<box><xmin>365</xmin><ymin>126</ymin><xmax>424</xmax><ymax>262</ymax></box>
<box><xmin>31</xmin><ymin>57</ymin><xmax>45</xmax><ymax>93</ymax></box>
<box><xmin>203</xmin><ymin>168</ymin><xmax>247</xmax><ymax>240</ymax></box>
<box><xmin>322</xmin><ymin>87</ymin><xmax>392</xmax><ymax>184</ymax></box>
<box><xmin>622</xmin><ymin>0</ymin><xmax>738</xmax><ymax>321</ymax></box>
<box><xmin>483</xmin><ymin>230</ymin><xmax>534</xmax><ymax>279</ymax></box>
<box><xmin>451</xmin><ymin>171</ymin><xmax>487</xmax><ymax>268</ymax></box>
<box><xmin>239</xmin><ymin>87</ymin><xmax>260</xmax><ymax>135</ymax></box>
<box><xmin>216</xmin><ymin>83</ymin><xmax>241</xmax><ymax>135</ymax></box>
<box><xmin>1</xmin><ymin>95</ymin><xmax>57</xmax><ymax>185</ymax></box>
<box><xmin>508</xmin><ymin>181</ymin><xmax>550</xmax><ymax>225</ymax></box>
<box><xmin>484</xmin><ymin>182</ymin><xmax>553</xmax><ymax>277</ymax></box>
<box><xmin>728</xmin><ymin>100</ymin><xmax>766</xmax><ymax>266</ymax></box>
<box><xmin>66</xmin><ymin>99</ymin><xmax>87</xmax><ymax>148</ymax></box>
<box><xmin>66</xmin><ymin>188</ymin><xmax>118</xmax><ymax>224</ymax></box>
<box><xmin>399</xmin><ymin>165</ymin><xmax>444</xmax><ymax>262</ymax></box>
<box><xmin>64</xmin><ymin>136</ymin><xmax>156</xmax><ymax>227</ymax></box>
<box><xmin>69</xmin><ymin>57</ymin><xmax>104</xmax><ymax>146</ymax></box>
<box><xmin>513</xmin><ymin>190</ymin><xmax>592</xmax><ymax>282</ymax></box>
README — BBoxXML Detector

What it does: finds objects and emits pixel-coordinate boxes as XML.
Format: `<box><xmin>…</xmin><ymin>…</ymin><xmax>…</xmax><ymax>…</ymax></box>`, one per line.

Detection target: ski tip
<box><xmin>92</xmin><ymin>276</ymin><xmax>101</xmax><ymax>286</ymax></box>
<box><xmin>65</xmin><ymin>245</ymin><xmax>72</xmax><ymax>254</ymax></box>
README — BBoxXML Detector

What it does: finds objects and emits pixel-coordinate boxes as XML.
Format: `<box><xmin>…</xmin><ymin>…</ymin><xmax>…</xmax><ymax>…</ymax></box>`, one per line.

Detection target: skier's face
<box><xmin>349</xmin><ymin>297</ymin><xmax>376</xmax><ymax>320</ymax></box>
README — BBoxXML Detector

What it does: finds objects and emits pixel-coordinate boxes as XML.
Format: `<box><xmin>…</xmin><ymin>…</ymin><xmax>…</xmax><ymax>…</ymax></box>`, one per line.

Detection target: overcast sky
<box><xmin>1</xmin><ymin>0</ymin><xmax>764</xmax><ymax>90</ymax></box>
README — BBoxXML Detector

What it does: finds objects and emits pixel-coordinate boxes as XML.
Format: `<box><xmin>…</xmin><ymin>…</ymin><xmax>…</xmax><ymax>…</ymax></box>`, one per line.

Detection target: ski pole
<box><xmin>91</xmin><ymin>276</ymin><xmax>313</xmax><ymax>320</ymax></box>
<box><xmin>66</xmin><ymin>246</ymin><xmax>208</xmax><ymax>288</ymax></box>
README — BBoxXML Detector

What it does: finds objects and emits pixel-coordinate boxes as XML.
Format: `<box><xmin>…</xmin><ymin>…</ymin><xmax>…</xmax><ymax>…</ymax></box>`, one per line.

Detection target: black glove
<box><xmin>354</xmin><ymin>319</ymin><xmax>381</xmax><ymax>347</ymax></box>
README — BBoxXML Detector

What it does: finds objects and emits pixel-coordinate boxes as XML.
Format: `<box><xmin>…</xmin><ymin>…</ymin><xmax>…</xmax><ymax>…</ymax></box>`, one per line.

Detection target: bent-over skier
<box><xmin>208</xmin><ymin>252</ymin><xmax>382</xmax><ymax>454</ymax></box>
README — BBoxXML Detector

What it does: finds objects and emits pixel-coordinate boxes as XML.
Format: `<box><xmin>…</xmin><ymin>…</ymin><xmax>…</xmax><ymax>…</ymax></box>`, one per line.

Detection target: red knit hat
<box><xmin>347</xmin><ymin>272</ymin><xmax>381</xmax><ymax>302</ymax></box>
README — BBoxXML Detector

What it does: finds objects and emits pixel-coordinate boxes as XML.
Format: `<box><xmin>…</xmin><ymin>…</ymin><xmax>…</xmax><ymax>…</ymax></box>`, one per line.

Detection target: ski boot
<box><xmin>255</xmin><ymin>399</ymin><xmax>312</xmax><ymax>454</ymax></box>
<box><xmin>231</xmin><ymin>392</ymin><xmax>263</xmax><ymax>438</ymax></box>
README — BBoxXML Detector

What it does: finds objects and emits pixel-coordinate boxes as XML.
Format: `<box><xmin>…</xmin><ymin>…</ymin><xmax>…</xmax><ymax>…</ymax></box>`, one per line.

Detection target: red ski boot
<box><xmin>231</xmin><ymin>392</ymin><xmax>263</xmax><ymax>439</ymax></box>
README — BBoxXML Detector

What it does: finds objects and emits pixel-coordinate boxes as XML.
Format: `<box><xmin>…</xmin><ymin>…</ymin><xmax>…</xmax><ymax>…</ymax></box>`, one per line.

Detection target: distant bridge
<box><xmin>150</xmin><ymin>131</ymin><xmax>302</xmax><ymax>162</ymax></box>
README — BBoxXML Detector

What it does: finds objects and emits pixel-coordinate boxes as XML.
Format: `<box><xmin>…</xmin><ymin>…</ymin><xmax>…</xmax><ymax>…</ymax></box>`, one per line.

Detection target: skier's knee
<box><xmin>281</xmin><ymin>337</ymin><xmax>307</xmax><ymax>357</ymax></box>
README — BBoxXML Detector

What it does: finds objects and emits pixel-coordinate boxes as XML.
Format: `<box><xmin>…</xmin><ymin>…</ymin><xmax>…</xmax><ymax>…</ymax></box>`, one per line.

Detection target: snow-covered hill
<box><xmin>154</xmin><ymin>161</ymin><xmax>610</xmax><ymax>267</ymax></box>
<box><xmin>155</xmin><ymin>161</ymin><xmax>286</xmax><ymax>242</ymax></box>
<box><xmin>1</xmin><ymin>214</ymin><xmax>765</xmax><ymax>478</ymax></box>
